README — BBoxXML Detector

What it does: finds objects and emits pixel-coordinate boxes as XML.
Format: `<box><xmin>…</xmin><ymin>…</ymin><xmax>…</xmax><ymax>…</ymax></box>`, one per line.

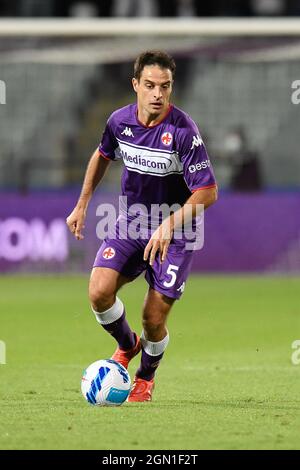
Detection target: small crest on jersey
<box><xmin>121</xmin><ymin>127</ymin><xmax>134</xmax><ymax>137</ymax></box>
<box><xmin>102</xmin><ymin>247</ymin><xmax>116</xmax><ymax>260</ymax></box>
<box><xmin>161</xmin><ymin>132</ymin><xmax>173</xmax><ymax>146</ymax></box>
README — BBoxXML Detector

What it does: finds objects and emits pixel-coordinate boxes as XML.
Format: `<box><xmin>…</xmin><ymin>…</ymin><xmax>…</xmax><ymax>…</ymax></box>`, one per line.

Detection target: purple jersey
<box><xmin>99</xmin><ymin>104</ymin><xmax>216</xmax><ymax>209</ymax></box>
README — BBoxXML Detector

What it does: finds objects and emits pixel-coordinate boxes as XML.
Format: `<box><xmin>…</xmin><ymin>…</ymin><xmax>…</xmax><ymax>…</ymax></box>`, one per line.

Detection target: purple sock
<box><xmin>136</xmin><ymin>350</ymin><xmax>164</xmax><ymax>381</ymax></box>
<box><xmin>102</xmin><ymin>311</ymin><xmax>136</xmax><ymax>351</ymax></box>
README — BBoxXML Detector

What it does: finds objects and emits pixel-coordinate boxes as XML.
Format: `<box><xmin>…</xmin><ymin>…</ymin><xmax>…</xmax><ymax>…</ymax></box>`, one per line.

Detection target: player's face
<box><xmin>132</xmin><ymin>65</ymin><xmax>173</xmax><ymax>117</ymax></box>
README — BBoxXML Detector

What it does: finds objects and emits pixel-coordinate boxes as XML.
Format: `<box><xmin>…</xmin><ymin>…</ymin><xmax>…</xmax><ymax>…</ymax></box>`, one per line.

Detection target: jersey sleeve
<box><xmin>98</xmin><ymin>116</ymin><xmax>118</xmax><ymax>161</ymax></box>
<box><xmin>178</xmin><ymin>120</ymin><xmax>217</xmax><ymax>192</ymax></box>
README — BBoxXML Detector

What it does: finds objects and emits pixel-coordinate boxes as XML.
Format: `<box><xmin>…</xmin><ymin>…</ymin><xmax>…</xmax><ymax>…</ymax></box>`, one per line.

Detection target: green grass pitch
<box><xmin>0</xmin><ymin>274</ymin><xmax>300</xmax><ymax>450</ymax></box>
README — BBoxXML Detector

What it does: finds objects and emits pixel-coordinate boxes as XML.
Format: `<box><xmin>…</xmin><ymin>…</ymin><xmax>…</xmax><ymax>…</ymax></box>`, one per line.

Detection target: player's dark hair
<box><xmin>134</xmin><ymin>50</ymin><xmax>176</xmax><ymax>81</ymax></box>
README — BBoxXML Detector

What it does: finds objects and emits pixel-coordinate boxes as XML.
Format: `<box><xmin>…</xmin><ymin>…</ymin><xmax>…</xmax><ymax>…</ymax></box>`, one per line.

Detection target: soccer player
<box><xmin>66</xmin><ymin>50</ymin><xmax>217</xmax><ymax>402</ymax></box>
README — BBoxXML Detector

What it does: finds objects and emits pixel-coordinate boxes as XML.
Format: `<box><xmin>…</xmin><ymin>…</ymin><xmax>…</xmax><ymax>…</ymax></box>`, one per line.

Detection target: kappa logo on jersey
<box><xmin>161</xmin><ymin>132</ymin><xmax>173</xmax><ymax>146</ymax></box>
<box><xmin>121</xmin><ymin>127</ymin><xmax>134</xmax><ymax>137</ymax></box>
<box><xmin>102</xmin><ymin>247</ymin><xmax>116</xmax><ymax>259</ymax></box>
<box><xmin>191</xmin><ymin>135</ymin><xmax>203</xmax><ymax>150</ymax></box>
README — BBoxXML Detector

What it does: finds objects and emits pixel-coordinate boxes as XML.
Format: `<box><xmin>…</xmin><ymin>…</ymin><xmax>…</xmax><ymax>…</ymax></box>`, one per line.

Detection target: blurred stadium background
<box><xmin>1</xmin><ymin>0</ymin><xmax>300</xmax><ymax>451</ymax></box>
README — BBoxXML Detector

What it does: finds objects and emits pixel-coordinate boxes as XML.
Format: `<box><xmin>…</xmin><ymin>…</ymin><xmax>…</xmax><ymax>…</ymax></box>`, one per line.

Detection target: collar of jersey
<box><xmin>135</xmin><ymin>104</ymin><xmax>173</xmax><ymax>129</ymax></box>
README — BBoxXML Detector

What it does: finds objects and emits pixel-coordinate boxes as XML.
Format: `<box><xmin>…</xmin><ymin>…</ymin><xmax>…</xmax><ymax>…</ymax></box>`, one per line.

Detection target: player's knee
<box><xmin>89</xmin><ymin>285</ymin><xmax>115</xmax><ymax>312</ymax></box>
<box><xmin>142</xmin><ymin>315</ymin><xmax>165</xmax><ymax>335</ymax></box>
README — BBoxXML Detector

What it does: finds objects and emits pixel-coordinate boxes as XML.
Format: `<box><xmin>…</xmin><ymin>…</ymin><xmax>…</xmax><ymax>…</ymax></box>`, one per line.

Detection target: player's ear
<box><xmin>132</xmin><ymin>78</ymin><xmax>138</xmax><ymax>93</ymax></box>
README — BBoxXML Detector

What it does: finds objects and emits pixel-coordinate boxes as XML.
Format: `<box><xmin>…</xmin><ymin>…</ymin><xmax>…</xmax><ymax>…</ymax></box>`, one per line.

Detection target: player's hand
<box><xmin>66</xmin><ymin>206</ymin><xmax>86</xmax><ymax>240</ymax></box>
<box><xmin>144</xmin><ymin>219</ymin><xmax>174</xmax><ymax>266</ymax></box>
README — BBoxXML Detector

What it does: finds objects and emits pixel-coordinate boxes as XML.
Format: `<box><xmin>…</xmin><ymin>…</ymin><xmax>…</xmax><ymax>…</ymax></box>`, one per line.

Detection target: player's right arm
<box><xmin>66</xmin><ymin>148</ymin><xmax>110</xmax><ymax>240</ymax></box>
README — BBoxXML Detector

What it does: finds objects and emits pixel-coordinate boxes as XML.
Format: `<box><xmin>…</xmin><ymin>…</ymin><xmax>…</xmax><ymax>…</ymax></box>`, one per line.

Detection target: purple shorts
<box><xmin>93</xmin><ymin>230</ymin><xmax>195</xmax><ymax>300</ymax></box>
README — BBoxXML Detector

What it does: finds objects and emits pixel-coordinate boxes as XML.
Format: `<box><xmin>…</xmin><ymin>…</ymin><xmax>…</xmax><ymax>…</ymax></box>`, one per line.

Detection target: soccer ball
<box><xmin>81</xmin><ymin>359</ymin><xmax>131</xmax><ymax>406</ymax></box>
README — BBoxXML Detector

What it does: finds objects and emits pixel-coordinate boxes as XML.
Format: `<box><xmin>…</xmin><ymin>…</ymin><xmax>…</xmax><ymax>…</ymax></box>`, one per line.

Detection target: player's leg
<box><xmin>89</xmin><ymin>235</ymin><xmax>146</xmax><ymax>367</ymax></box>
<box><xmin>128</xmin><ymin>240</ymin><xmax>194</xmax><ymax>402</ymax></box>
<box><xmin>89</xmin><ymin>266</ymin><xmax>130</xmax><ymax>312</ymax></box>
<box><xmin>128</xmin><ymin>288</ymin><xmax>174</xmax><ymax>402</ymax></box>
<box><xmin>138</xmin><ymin>287</ymin><xmax>174</xmax><ymax>378</ymax></box>
<box><xmin>89</xmin><ymin>266</ymin><xmax>137</xmax><ymax>348</ymax></box>
<box><xmin>89</xmin><ymin>267</ymin><xmax>141</xmax><ymax>366</ymax></box>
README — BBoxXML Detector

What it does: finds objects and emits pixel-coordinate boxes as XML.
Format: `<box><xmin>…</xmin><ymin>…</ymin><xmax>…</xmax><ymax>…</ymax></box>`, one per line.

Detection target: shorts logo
<box><xmin>161</xmin><ymin>132</ymin><xmax>173</xmax><ymax>146</ymax></box>
<box><xmin>102</xmin><ymin>247</ymin><xmax>116</xmax><ymax>259</ymax></box>
<box><xmin>177</xmin><ymin>282</ymin><xmax>185</xmax><ymax>293</ymax></box>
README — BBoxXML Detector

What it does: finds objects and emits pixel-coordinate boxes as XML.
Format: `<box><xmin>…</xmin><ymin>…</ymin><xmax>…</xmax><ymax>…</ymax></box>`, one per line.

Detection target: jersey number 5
<box><xmin>163</xmin><ymin>264</ymin><xmax>179</xmax><ymax>288</ymax></box>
